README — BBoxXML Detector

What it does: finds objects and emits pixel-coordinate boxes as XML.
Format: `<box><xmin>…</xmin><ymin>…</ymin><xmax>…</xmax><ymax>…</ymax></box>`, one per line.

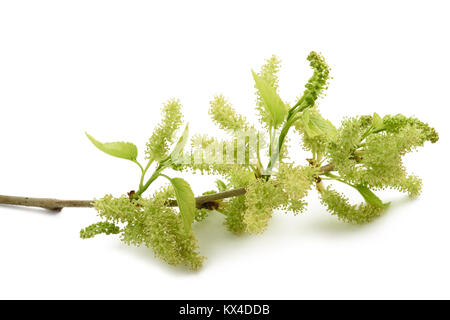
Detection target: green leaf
<box><xmin>252</xmin><ymin>70</ymin><xmax>287</xmax><ymax>128</ymax></box>
<box><xmin>167</xmin><ymin>177</ymin><xmax>196</xmax><ymax>233</ymax></box>
<box><xmin>85</xmin><ymin>132</ymin><xmax>138</xmax><ymax>161</ymax></box>
<box><xmin>353</xmin><ymin>184</ymin><xmax>389</xmax><ymax>209</ymax></box>
<box><xmin>300</xmin><ymin>110</ymin><xmax>337</xmax><ymax>138</ymax></box>
<box><xmin>166</xmin><ymin>124</ymin><xmax>189</xmax><ymax>164</ymax></box>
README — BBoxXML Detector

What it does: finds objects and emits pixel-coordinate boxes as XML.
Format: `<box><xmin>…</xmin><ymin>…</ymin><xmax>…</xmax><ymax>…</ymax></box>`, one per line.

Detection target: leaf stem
<box><xmin>138</xmin><ymin>158</ymin><xmax>154</xmax><ymax>189</ymax></box>
<box><xmin>134</xmin><ymin>163</ymin><xmax>164</xmax><ymax>199</ymax></box>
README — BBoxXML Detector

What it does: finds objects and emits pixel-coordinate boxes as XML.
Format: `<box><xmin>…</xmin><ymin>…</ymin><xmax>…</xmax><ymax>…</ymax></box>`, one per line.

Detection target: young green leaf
<box><xmin>166</xmin><ymin>177</ymin><xmax>196</xmax><ymax>233</ymax></box>
<box><xmin>300</xmin><ymin>109</ymin><xmax>337</xmax><ymax>138</ymax></box>
<box><xmin>353</xmin><ymin>184</ymin><xmax>389</xmax><ymax>209</ymax></box>
<box><xmin>252</xmin><ymin>70</ymin><xmax>287</xmax><ymax>128</ymax></box>
<box><xmin>85</xmin><ymin>132</ymin><xmax>138</xmax><ymax>161</ymax></box>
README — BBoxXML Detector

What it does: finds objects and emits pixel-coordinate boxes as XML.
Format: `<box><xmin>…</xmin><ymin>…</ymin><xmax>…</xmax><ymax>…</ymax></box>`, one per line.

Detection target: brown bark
<box><xmin>0</xmin><ymin>195</ymin><xmax>93</xmax><ymax>211</ymax></box>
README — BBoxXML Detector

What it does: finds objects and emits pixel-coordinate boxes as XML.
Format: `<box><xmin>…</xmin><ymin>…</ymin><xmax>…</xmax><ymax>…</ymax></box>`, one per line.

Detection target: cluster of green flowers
<box><xmin>326</xmin><ymin>113</ymin><xmax>438</xmax><ymax>197</ymax></box>
<box><xmin>209</xmin><ymin>95</ymin><xmax>250</xmax><ymax>132</ymax></box>
<box><xmin>276</xmin><ymin>164</ymin><xmax>316</xmax><ymax>214</ymax></box>
<box><xmin>91</xmin><ymin>188</ymin><xmax>204</xmax><ymax>270</ymax></box>
<box><xmin>80</xmin><ymin>221</ymin><xmax>120</xmax><ymax>239</ymax></box>
<box><xmin>216</xmin><ymin>164</ymin><xmax>316</xmax><ymax>235</ymax></box>
<box><xmin>319</xmin><ymin>186</ymin><xmax>385</xmax><ymax>224</ymax></box>
<box><xmin>82</xmin><ymin>52</ymin><xmax>438</xmax><ymax>270</ymax></box>
<box><xmin>298</xmin><ymin>51</ymin><xmax>331</xmax><ymax>108</ymax></box>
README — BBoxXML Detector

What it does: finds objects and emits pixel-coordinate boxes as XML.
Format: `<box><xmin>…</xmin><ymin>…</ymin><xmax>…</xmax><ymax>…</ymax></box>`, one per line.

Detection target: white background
<box><xmin>0</xmin><ymin>1</ymin><xmax>449</xmax><ymax>299</ymax></box>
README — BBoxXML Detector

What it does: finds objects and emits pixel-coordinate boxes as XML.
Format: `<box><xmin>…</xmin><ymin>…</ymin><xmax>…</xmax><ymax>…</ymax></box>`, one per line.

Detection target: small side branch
<box><xmin>0</xmin><ymin>195</ymin><xmax>93</xmax><ymax>211</ymax></box>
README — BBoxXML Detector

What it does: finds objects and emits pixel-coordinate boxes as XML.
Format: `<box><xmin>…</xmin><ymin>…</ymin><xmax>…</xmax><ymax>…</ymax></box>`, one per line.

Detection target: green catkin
<box><xmin>222</xmin><ymin>195</ymin><xmax>247</xmax><ymax>235</ymax></box>
<box><xmin>383</xmin><ymin>114</ymin><xmax>439</xmax><ymax>144</ymax></box>
<box><xmin>325</xmin><ymin>116</ymin><xmax>369</xmax><ymax>182</ymax></box>
<box><xmin>244</xmin><ymin>179</ymin><xmax>285</xmax><ymax>234</ymax></box>
<box><xmin>92</xmin><ymin>189</ymin><xmax>204</xmax><ymax>270</ymax></box>
<box><xmin>94</xmin><ymin>194</ymin><xmax>142</xmax><ymax>224</ymax></box>
<box><xmin>319</xmin><ymin>186</ymin><xmax>385</xmax><ymax>224</ymax></box>
<box><xmin>80</xmin><ymin>222</ymin><xmax>120</xmax><ymax>239</ymax></box>
<box><xmin>221</xmin><ymin>167</ymin><xmax>256</xmax><ymax>234</ymax></box>
<box><xmin>296</xmin><ymin>51</ymin><xmax>331</xmax><ymax>109</ymax></box>
<box><xmin>291</xmin><ymin>53</ymin><xmax>332</xmax><ymax>157</ymax></box>
<box><xmin>327</xmin><ymin>114</ymin><xmax>438</xmax><ymax>197</ymax></box>
<box><xmin>209</xmin><ymin>94</ymin><xmax>249</xmax><ymax>132</ymax></box>
<box><xmin>134</xmin><ymin>201</ymin><xmax>204</xmax><ymax>270</ymax></box>
<box><xmin>227</xmin><ymin>166</ymin><xmax>256</xmax><ymax>189</ymax></box>
<box><xmin>145</xmin><ymin>98</ymin><xmax>183</xmax><ymax>161</ymax></box>
<box><xmin>276</xmin><ymin>164</ymin><xmax>316</xmax><ymax>214</ymax></box>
